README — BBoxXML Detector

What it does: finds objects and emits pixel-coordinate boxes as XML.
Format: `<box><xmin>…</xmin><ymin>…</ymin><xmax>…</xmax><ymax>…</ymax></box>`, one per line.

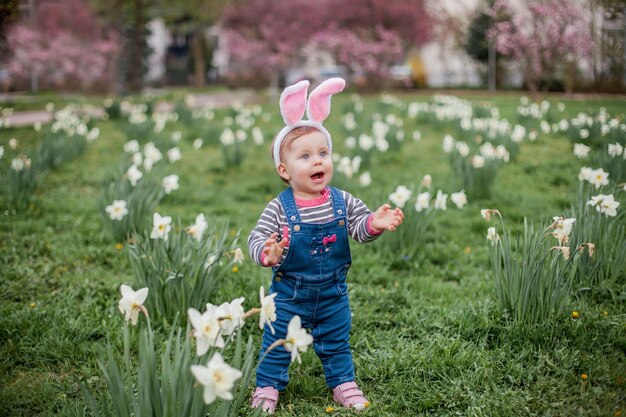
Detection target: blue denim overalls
<box><xmin>256</xmin><ymin>186</ymin><xmax>355</xmax><ymax>390</ymax></box>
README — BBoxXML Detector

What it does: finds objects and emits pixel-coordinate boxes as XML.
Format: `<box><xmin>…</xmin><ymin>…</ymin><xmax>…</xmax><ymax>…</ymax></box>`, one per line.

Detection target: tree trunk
<box><xmin>129</xmin><ymin>0</ymin><xmax>144</xmax><ymax>93</ymax></box>
<box><xmin>192</xmin><ymin>29</ymin><xmax>206</xmax><ymax>87</ymax></box>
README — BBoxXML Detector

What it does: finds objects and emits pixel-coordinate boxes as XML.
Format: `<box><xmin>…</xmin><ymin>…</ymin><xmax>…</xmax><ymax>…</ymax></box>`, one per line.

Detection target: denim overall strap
<box><xmin>328</xmin><ymin>186</ymin><xmax>346</xmax><ymax>220</ymax></box>
<box><xmin>278</xmin><ymin>187</ymin><xmax>301</xmax><ymax>224</ymax></box>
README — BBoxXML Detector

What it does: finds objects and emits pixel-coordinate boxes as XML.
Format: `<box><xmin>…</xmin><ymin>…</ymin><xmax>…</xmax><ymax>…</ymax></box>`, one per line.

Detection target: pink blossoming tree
<box><xmin>6</xmin><ymin>0</ymin><xmax>119</xmax><ymax>91</ymax></box>
<box><xmin>220</xmin><ymin>0</ymin><xmax>431</xmax><ymax>88</ymax></box>
<box><xmin>487</xmin><ymin>0</ymin><xmax>594</xmax><ymax>92</ymax></box>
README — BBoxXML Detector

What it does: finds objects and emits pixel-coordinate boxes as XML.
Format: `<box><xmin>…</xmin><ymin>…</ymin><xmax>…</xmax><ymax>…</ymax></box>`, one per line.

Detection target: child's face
<box><xmin>277</xmin><ymin>130</ymin><xmax>333</xmax><ymax>199</ymax></box>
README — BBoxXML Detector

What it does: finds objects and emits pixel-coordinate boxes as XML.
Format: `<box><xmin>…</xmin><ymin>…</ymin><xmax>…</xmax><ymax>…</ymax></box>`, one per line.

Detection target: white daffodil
<box><xmin>608</xmin><ymin>143</ymin><xmax>623</xmax><ymax>157</ymax></box>
<box><xmin>358</xmin><ymin>134</ymin><xmax>374</xmax><ymax>151</ymax></box>
<box><xmin>375</xmin><ymin>136</ymin><xmax>389</xmax><ymax>152</ymax></box>
<box><xmin>188</xmin><ymin>306</ymin><xmax>225</xmax><ymax>355</ymax></box>
<box><xmin>415</xmin><ymin>192</ymin><xmax>430</xmax><ymax>212</ymax></box>
<box><xmin>588</xmin><ymin>194</ymin><xmax>620</xmax><ymax>217</ymax></box>
<box><xmin>132</xmin><ymin>152</ymin><xmax>143</xmax><ymax>166</ymax></box>
<box><xmin>573</xmin><ymin>143</ymin><xmax>591</xmax><ymax>158</ymax></box>
<box><xmin>211</xmin><ymin>297</ymin><xmax>245</xmax><ymax>336</ymax></box>
<box><xmin>284</xmin><ymin>315</ymin><xmax>314</xmax><ymax>364</ymax></box>
<box><xmin>0</xmin><ymin>145</ymin><xmax>4</xmax><ymax>159</ymax></box>
<box><xmin>442</xmin><ymin>135</ymin><xmax>455</xmax><ymax>153</ymax></box>
<box><xmin>150</xmin><ymin>212</ymin><xmax>172</xmax><ymax>240</ymax></box>
<box><xmin>171</xmin><ymin>131</ymin><xmax>182</xmax><ymax>143</ymax></box>
<box><xmin>389</xmin><ymin>185</ymin><xmax>412</xmax><ymax>209</ymax></box>
<box><xmin>589</xmin><ymin>168</ymin><xmax>609</xmax><ymax>189</ymax></box>
<box><xmin>9</xmin><ymin>138</ymin><xmax>18</xmax><ymax>149</ymax></box>
<box><xmin>359</xmin><ymin>172</ymin><xmax>372</xmax><ymax>187</ymax></box>
<box><xmin>126</xmin><ymin>164</ymin><xmax>143</xmax><ymax>186</ymax></box>
<box><xmin>124</xmin><ymin>139</ymin><xmax>139</xmax><ymax>154</ymax></box>
<box><xmin>86</xmin><ymin>127</ymin><xmax>100</xmax><ymax>142</ymax></box>
<box><xmin>455</xmin><ymin>141</ymin><xmax>470</xmax><ymax>157</ymax></box>
<box><xmin>118</xmin><ymin>284</ymin><xmax>148</xmax><ymax>325</ymax></box>
<box><xmin>480</xmin><ymin>142</ymin><xmax>496</xmax><ymax>159</ymax></box>
<box><xmin>143</xmin><ymin>142</ymin><xmax>163</xmax><ymax>164</ymax></box>
<box><xmin>143</xmin><ymin>157</ymin><xmax>155</xmax><ymax>172</ymax></box>
<box><xmin>105</xmin><ymin>200</ymin><xmax>128</xmax><ymax>221</ymax></box>
<box><xmin>450</xmin><ymin>190</ymin><xmax>467</xmax><ymax>209</ymax></box>
<box><xmin>471</xmin><ymin>155</ymin><xmax>485</xmax><ymax>169</ymax></box>
<box><xmin>486</xmin><ymin>227</ymin><xmax>499</xmax><ymax>245</ymax></box>
<box><xmin>11</xmin><ymin>157</ymin><xmax>25</xmax><ymax>171</ymax></box>
<box><xmin>191</xmin><ymin>352</ymin><xmax>243</xmax><ymax>405</ymax></box>
<box><xmin>421</xmin><ymin>174</ymin><xmax>432</xmax><ymax>189</ymax></box>
<box><xmin>580</xmin><ymin>129</ymin><xmax>590</xmax><ymax>139</ymax></box>
<box><xmin>167</xmin><ymin>147</ymin><xmax>182</xmax><ymax>162</ymax></box>
<box><xmin>204</xmin><ymin>254</ymin><xmax>218</xmax><ymax>270</ymax></box>
<box><xmin>162</xmin><ymin>174</ymin><xmax>179</xmax><ymax>194</ymax></box>
<box><xmin>412</xmin><ymin>130</ymin><xmax>422</xmax><ymax>141</ymax></box>
<box><xmin>578</xmin><ymin>167</ymin><xmax>593</xmax><ymax>182</ymax></box>
<box><xmin>598</xmin><ymin>195</ymin><xmax>620</xmax><ymax>217</ymax></box>
<box><xmin>220</xmin><ymin>128</ymin><xmax>235</xmax><ymax>146</ymax></box>
<box><xmin>187</xmin><ymin>213</ymin><xmax>208</xmax><ymax>242</ymax></box>
<box><xmin>193</xmin><ymin>138</ymin><xmax>204</xmax><ymax>149</ymax></box>
<box><xmin>433</xmin><ymin>190</ymin><xmax>448</xmax><ymax>210</ymax></box>
<box><xmin>549</xmin><ymin>216</ymin><xmax>576</xmax><ymax>246</ymax></box>
<box><xmin>259</xmin><ymin>286</ymin><xmax>277</xmax><ymax>334</ymax></box>
<box><xmin>232</xmin><ymin>248</ymin><xmax>245</xmax><ymax>265</ymax></box>
<box><xmin>251</xmin><ymin>127</ymin><xmax>264</xmax><ymax>145</ymax></box>
<box><xmin>337</xmin><ymin>157</ymin><xmax>353</xmax><ymax>179</ymax></box>
<box><xmin>495</xmin><ymin>145</ymin><xmax>510</xmax><ymax>162</ymax></box>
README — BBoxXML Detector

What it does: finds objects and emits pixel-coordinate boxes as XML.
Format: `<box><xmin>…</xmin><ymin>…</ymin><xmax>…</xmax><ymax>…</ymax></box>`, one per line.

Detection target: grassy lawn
<box><xmin>0</xmin><ymin>85</ymin><xmax>230</xmax><ymax>112</ymax></box>
<box><xmin>0</xmin><ymin>91</ymin><xmax>625</xmax><ymax>416</ymax></box>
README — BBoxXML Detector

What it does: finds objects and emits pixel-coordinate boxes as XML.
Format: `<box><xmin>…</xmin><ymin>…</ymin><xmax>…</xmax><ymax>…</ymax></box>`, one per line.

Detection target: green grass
<box><xmin>0</xmin><ymin>85</ymin><xmax>230</xmax><ymax>112</ymax></box>
<box><xmin>1</xmin><ymin>92</ymin><xmax>625</xmax><ymax>416</ymax></box>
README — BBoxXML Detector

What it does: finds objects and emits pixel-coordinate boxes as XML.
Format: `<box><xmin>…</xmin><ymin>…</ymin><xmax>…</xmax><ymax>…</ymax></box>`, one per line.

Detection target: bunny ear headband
<box><xmin>273</xmin><ymin>77</ymin><xmax>346</xmax><ymax>167</ymax></box>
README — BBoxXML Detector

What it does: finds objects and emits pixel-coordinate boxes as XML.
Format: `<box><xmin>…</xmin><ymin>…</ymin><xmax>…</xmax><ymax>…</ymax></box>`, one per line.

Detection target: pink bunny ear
<box><xmin>306</xmin><ymin>78</ymin><xmax>346</xmax><ymax>123</ymax></box>
<box><xmin>279</xmin><ymin>80</ymin><xmax>310</xmax><ymax>125</ymax></box>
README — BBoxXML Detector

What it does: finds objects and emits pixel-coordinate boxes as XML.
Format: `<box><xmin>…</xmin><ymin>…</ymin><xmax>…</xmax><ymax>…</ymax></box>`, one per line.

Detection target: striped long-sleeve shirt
<box><xmin>248</xmin><ymin>187</ymin><xmax>383</xmax><ymax>267</ymax></box>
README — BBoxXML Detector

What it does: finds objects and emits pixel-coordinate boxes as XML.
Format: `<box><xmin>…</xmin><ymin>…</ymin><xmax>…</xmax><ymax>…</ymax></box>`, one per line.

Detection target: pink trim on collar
<box><xmin>295</xmin><ymin>187</ymin><xmax>330</xmax><ymax>207</ymax></box>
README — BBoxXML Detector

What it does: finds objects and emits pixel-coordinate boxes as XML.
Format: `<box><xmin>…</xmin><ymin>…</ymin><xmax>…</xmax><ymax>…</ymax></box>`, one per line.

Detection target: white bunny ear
<box><xmin>279</xmin><ymin>80</ymin><xmax>310</xmax><ymax>125</ymax></box>
<box><xmin>306</xmin><ymin>78</ymin><xmax>346</xmax><ymax>123</ymax></box>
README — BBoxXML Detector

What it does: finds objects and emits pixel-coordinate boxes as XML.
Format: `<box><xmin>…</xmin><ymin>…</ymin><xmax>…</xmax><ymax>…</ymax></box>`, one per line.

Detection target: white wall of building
<box><xmin>146</xmin><ymin>19</ymin><xmax>168</xmax><ymax>83</ymax></box>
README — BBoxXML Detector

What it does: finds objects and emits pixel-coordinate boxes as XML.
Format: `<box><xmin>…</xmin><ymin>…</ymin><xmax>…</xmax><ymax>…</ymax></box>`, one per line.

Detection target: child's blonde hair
<box><xmin>270</xmin><ymin>126</ymin><xmax>321</xmax><ymax>184</ymax></box>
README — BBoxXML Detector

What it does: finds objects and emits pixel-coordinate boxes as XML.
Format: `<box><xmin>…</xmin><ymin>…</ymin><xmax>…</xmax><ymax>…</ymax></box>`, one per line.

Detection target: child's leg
<box><xmin>256</xmin><ymin>300</ymin><xmax>298</xmax><ymax>390</ymax></box>
<box><xmin>311</xmin><ymin>294</ymin><xmax>355</xmax><ymax>388</ymax></box>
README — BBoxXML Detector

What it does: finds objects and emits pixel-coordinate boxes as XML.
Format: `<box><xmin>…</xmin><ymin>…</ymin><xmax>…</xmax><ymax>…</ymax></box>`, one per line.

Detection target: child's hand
<box><xmin>371</xmin><ymin>204</ymin><xmax>404</xmax><ymax>232</ymax></box>
<box><xmin>262</xmin><ymin>232</ymin><xmax>289</xmax><ymax>266</ymax></box>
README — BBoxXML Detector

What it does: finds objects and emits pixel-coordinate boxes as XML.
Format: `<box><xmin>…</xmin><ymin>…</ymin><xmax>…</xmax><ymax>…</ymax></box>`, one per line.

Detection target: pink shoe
<box><xmin>333</xmin><ymin>382</ymin><xmax>370</xmax><ymax>411</ymax></box>
<box><xmin>251</xmin><ymin>386</ymin><xmax>279</xmax><ymax>414</ymax></box>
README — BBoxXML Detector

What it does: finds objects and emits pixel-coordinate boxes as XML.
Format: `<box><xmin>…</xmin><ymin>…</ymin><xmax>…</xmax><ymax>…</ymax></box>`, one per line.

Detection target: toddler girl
<box><xmin>247</xmin><ymin>78</ymin><xmax>404</xmax><ymax>413</ymax></box>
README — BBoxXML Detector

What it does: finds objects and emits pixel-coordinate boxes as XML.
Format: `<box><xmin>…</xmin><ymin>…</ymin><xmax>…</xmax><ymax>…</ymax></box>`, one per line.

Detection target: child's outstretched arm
<box><xmin>370</xmin><ymin>204</ymin><xmax>404</xmax><ymax>232</ymax></box>
<box><xmin>262</xmin><ymin>232</ymin><xmax>289</xmax><ymax>266</ymax></box>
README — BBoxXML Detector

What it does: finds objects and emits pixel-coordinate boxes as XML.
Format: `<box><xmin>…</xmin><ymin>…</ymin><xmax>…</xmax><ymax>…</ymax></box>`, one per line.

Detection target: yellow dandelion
<box><xmin>231</xmin><ymin>265</ymin><xmax>239</xmax><ymax>273</ymax></box>
<box><xmin>614</xmin><ymin>409</ymin><xmax>621</xmax><ymax>416</ymax></box>
<box><xmin>464</xmin><ymin>246</ymin><xmax>471</xmax><ymax>254</ymax></box>
<box><xmin>364</xmin><ymin>401</ymin><xmax>371</xmax><ymax>407</ymax></box>
<box><xmin>29</xmin><ymin>302</ymin><xmax>36</xmax><ymax>308</ymax></box>
<box><xmin>115</xmin><ymin>243</ymin><xmax>124</xmax><ymax>250</ymax></box>
<box><xmin>581</xmin><ymin>373</ymin><xmax>588</xmax><ymax>380</ymax></box>
<box><xmin>603</xmin><ymin>311</ymin><xmax>608</xmax><ymax>317</ymax></box>
<box><xmin>325</xmin><ymin>406</ymin><xmax>335</xmax><ymax>413</ymax></box>
<box><xmin>571</xmin><ymin>311</ymin><xmax>580</xmax><ymax>318</ymax></box>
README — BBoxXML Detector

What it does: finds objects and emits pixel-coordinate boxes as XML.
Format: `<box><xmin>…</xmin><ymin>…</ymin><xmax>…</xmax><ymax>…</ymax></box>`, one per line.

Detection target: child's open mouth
<box><xmin>311</xmin><ymin>172</ymin><xmax>324</xmax><ymax>182</ymax></box>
